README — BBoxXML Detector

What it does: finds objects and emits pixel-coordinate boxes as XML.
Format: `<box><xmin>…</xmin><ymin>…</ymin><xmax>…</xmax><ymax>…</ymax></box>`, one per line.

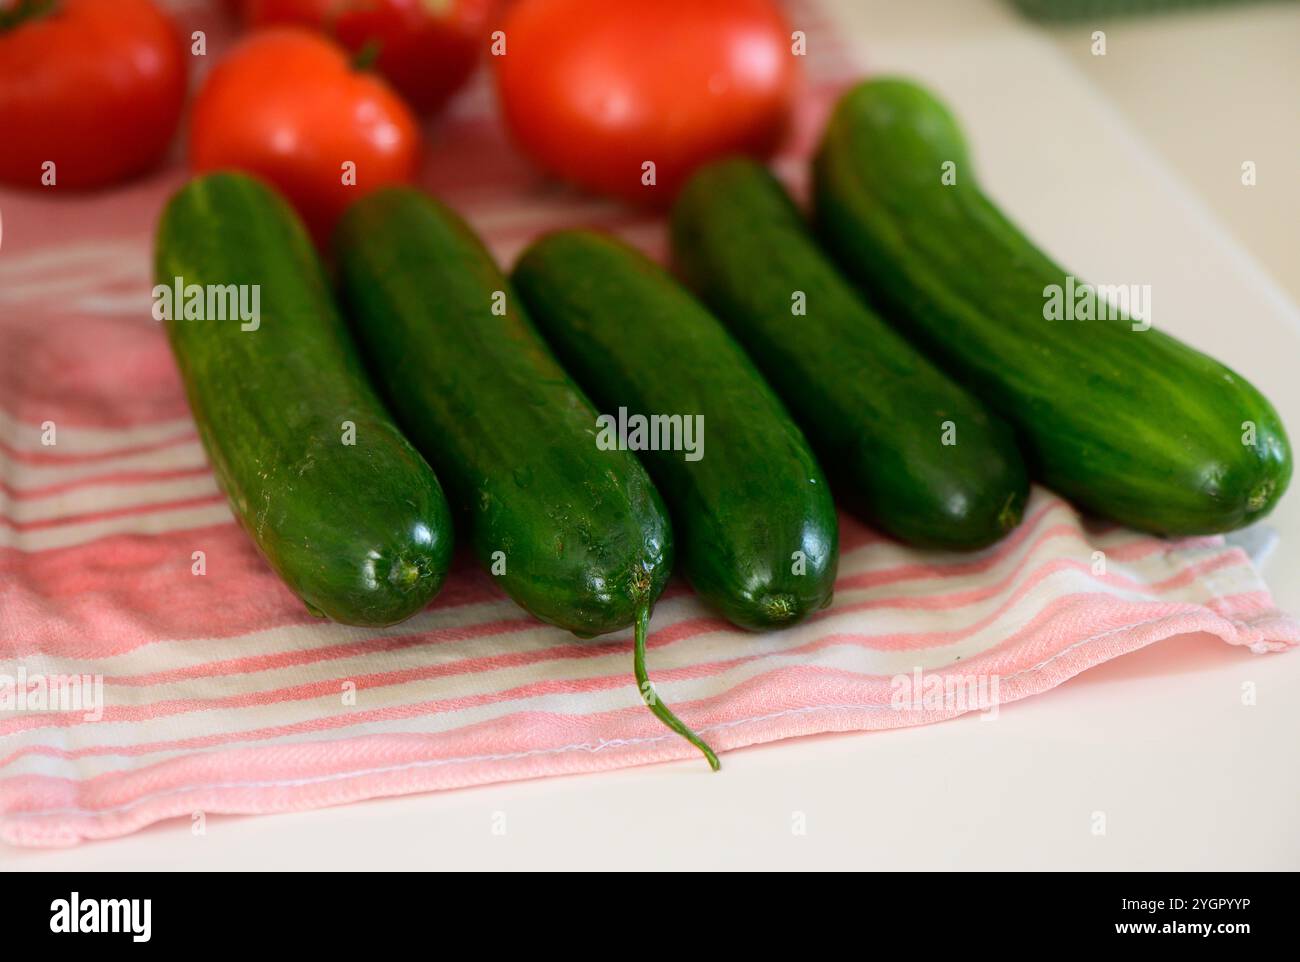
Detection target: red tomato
<box><xmin>243</xmin><ymin>0</ymin><xmax>492</xmax><ymax>114</ymax></box>
<box><xmin>493</xmin><ymin>0</ymin><xmax>799</xmax><ymax>206</ymax></box>
<box><xmin>189</xmin><ymin>28</ymin><xmax>420</xmax><ymax>241</ymax></box>
<box><xmin>0</xmin><ymin>0</ymin><xmax>187</xmax><ymax>190</ymax></box>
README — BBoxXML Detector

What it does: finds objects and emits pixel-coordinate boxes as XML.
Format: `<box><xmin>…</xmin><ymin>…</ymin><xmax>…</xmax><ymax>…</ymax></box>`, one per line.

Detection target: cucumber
<box><xmin>154</xmin><ymin>172</ymin><xmax>454</xmax><ymax>626</ymax></box>
<box><xmin>333</xmin><ymin>188</ymin><xmax>717</xmax><ymax>769</ymax></box>
<box><xmin>512</xmin><ymin>229</ymin><xmax>839</xmax><ymax>630</ymax></box>
<box><xmin>813</xmin><ymin>78</ymin><xmax>1291</xmax><ymax>535</ymax></box>
<box><xmin>671</xmin><ymin>158</ymin><xmax>1029</xmax><ymax>549</ymax></box>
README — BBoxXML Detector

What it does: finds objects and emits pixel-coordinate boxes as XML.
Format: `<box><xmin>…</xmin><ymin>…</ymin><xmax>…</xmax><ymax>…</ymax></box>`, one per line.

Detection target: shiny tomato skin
<box><xmin>494</xmin><ymin>0</ymin><xmax>799</xmax><ymax>206</ymax></box>
<box><xmin>244</xmin><ymin>0</ymin><xmax>491</xmax><ymax>113</ymax></box>
<box><xmin>188</xmin><ymin>28</ymin><xmax>420</xmax><ymax>241</ymax></box>
<box><xmin>0</xmin><ymin>0</ymin><xmax>187</xmax><ymax>190</ymax></box>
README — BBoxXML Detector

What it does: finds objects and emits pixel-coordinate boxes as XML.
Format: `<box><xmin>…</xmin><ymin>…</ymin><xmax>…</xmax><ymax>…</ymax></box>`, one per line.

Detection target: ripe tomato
<box><xmin>189</xmin><ymin>28</ymin><xmax>420</xmax><ymax>241</ymax></box>
<box><xmin>493</xmin><ymin>0</ymin><xmax>799</xmax><ymax>206</ymax></box>
<box><xmin>243</xmin><ymin>0</ymin><xmax>492</xmax><ymax>114</ymax></box>
<box><xmin>0</xmin><ymin>0</ymin><xmax>187</xmax><ymax>190</ymax></box>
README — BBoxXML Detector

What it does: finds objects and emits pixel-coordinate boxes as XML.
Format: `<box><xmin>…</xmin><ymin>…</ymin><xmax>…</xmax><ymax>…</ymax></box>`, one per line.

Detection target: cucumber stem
<box><xmin>633</xmin><ymin>602</ymin><xmax>720</xmax><ymax>771</ymax></box>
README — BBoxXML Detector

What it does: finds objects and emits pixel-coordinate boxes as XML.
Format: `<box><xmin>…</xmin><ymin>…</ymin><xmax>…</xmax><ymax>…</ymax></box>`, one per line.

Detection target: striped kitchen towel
<box><xmin>0</xmin><ymin>0</ymin><xmax>1295</xmax><ymax>847</ymax></box>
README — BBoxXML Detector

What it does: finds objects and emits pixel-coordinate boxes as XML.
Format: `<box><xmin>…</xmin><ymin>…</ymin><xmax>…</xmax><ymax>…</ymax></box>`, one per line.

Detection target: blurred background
<box><xmin>1033</xmin><ymin>1</ymin><xmax>1299</xmax><ymax>304</ymax></box>
<box><xmin>834</xmin><ymin>0</ymin><xmax>1300</xmax><ymax>303</ymax></box>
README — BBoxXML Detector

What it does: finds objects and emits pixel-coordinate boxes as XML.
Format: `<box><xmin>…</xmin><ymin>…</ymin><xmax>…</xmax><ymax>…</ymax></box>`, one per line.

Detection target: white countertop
<box><xmin>8</xmin><ymin>0</ymin><xmax>1299</xmax><ymax>870</ymax></box>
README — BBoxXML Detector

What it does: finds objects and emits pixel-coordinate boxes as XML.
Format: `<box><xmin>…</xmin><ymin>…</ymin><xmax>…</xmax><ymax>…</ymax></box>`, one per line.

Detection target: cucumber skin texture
<box><xmin>513</xmin><ymin>230</ymin><xmax>839</xmax><ymax>631</ymax></box>
<box><xmin>333</xmin><ymin>189</ymin><xmax>672</xmax><ymax>637</ymax></box>
<box><xmin>671</xmin><ymin>158</ymin><xmax>1028</xmax><ymax>550</ymax></box>
<box><xmin>155</xmin><ymin>173</ymin><xmax>454</xmax><ymax>627</ymax></box>
<box><xmin>814</xmin><ymin>78</ymin><xmax>1292</xmax><ymax>536</ymax></box>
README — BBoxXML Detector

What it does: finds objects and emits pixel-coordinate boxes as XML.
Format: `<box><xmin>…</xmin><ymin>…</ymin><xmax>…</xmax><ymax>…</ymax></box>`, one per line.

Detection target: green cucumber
<box><xmin>513</xmin><ymin>229</ymin><xmax>839</xmax><ymax>630</ymax></box>
<box><xmin>671</xmin><ymin>158</ymin><xmax>1029</xmax><ymax>549</ymax></box>
<box><xmin>813</xmin><ymin>78</ymin><xmax>1291</xmax><ymax>535</ymax></box>
<box><xmin>333</xmin><ymin>188</ymin><xmax>717</xmax><ymax>769</ymax></box>
<box><xmin>154</xmin><ymin>172</ymin><xmax>454</xmax><ymax>626</ymax></box>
